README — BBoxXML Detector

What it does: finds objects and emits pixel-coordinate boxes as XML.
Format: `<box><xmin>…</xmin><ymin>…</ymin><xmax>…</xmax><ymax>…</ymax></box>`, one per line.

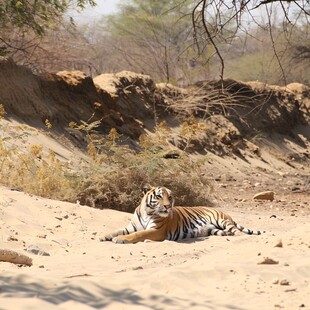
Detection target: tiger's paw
<box><xmin>99</xmin><ymin>235</ymin><xmax>113</xmax><ymax>242</ymax></box>
<box><xmin>112</xmin><ymin>237</ymin><xmax>130</xmax><ymax>244</ymax></box>
<box><xmin>224</xmin><ymin>231</ymin><xmax>235</xmax><ymax>236</ymax></box>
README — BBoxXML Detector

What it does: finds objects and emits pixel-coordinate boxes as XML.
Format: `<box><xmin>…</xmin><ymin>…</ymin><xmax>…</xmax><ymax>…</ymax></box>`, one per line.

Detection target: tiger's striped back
<box><xmin>165</xmin><ymin>206</ymin><xmax>264</xmax><ymax>241</ymax></box>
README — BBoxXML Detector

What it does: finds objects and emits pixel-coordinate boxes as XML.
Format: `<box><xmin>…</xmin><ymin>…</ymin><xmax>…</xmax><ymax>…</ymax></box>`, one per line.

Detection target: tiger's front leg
<box><xmin>99</xmin><ymin>228</ymin><xmax>126</xmax><ymax>242</ymax></box>
<box><xmin>100</xmin><ymin>221</ymin><xmax>136</xmax><ymax>242</ymax></box>
<box><xmin>112</xmin><ymin>229</ymin><xmax>165</xmax><ymax>244</ymax></box>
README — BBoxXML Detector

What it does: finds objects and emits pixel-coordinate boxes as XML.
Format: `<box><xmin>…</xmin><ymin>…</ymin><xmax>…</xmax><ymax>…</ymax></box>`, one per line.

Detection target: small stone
<box><xmin>253</xmin><ymin>191</ymin><xmax>275</xmax><ymax>201</ymax></box>
<box><xmin>291</xmin><ymin>187</ymin><xmax>300</xmax><ymax>192</ymax></box>
<box><xmin>37</xmin><ymin>234</ymin><xmax>47</xmax><ymax>239</ymax></box>
<box><xmin>280</xmin><ymin>279</ymin><xmax>290</xmax><ymax>286</ymax></box>
<box><xmin>26</xmin><ymin>245</ymin><xmax>50</xmax><ymax>256</ymax></box>
<box><xmin>272</xmin><ymin>279</ymin><xmax>279</xmax><ymax>284</ymax></box>
<box><xmin>274</xmin><ymin>240</ymin><xmax>283</xmax><ymax>248</ymax></box>
<box><xmin>258</xmin><ymin>257</ymin><xmax>279</xmax><ymax>265</ymax></box>
<box><xmin>7</xmin><ymin>236</ymin><xmax>18</xmax><ymax>241</ymax></box>
<box><xmin>39</xmin><ymin>265</ymin><xmax>45</xmax><ymax>268</ymax></box>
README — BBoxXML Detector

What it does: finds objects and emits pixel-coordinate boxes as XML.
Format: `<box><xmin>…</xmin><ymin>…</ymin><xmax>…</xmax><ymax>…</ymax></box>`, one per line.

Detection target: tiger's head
<box><xmin>141</xmin><ymin>185</ymin><xmax>175</xmax><ymax>218</ymax></box>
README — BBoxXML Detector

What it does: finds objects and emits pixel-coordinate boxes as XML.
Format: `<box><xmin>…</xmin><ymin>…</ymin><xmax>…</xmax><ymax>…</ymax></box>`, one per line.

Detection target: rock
<box><xmin>274</xmin><ymin>240</ymin><xmax>283</xmax><ymax>248</ymax></box>
<box><xmin>7</xmin><ymin>236</ymin><xmax>18</xmax><ymax>241</ymax></box>
<box><xmin>37</xmin><ymin>234</ymin><xmax>47</xmax><ymax>239</ymax></box>
<box><xmin>0</xmin><ymin>249</ymin><xmax>33</xmax><ymax>266</ymax></box>
<box><xmin>253</xmin><ymin>191</ymin><xmax>275</xmax><ymax>201</ymax></box>
<box><xmin>291</xmin><ymin>186</ymin><xmax>300</xmax><ymax>192</ymax></box>
<box><xmin>280</xmin><ymin>279</ymin><xmax>290</xmax><ymax>286</ymax></box>
<box><xmin>26</xmin><ymin>245</ymin><xmax>50</xmax><ymax>256</ymax></box>
<box><xmin>258</xmin><ymin>257</ymin><xmax>279</xmax><ymax>265</ymax></box>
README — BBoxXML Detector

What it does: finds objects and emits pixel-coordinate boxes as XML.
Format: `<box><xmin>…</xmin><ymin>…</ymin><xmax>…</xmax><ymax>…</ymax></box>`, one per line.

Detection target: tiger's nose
<box><xmin>164</xmin><ymin>204</ymin><xmax>171</xmax><ymax>210</ymax></box>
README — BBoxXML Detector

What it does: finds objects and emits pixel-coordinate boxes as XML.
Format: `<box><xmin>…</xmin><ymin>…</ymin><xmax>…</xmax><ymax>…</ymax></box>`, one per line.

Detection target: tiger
<box><xmin>100</xmin><ymin>185</ymin><xmax>264</xmax><ymax>244</ymax></box>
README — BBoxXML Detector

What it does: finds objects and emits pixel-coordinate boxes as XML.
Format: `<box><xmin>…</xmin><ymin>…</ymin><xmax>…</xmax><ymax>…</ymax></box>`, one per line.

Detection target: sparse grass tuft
<box><xmin>0</xmin><ymin>104</ymin><xmax>5</xmax><ymax>120</ymax></box>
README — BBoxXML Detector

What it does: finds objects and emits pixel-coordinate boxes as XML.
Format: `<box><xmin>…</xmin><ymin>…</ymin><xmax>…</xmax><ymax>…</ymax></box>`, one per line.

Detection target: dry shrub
<box><xmin>0</xmin><ymin>106</ymin><xmax>75</xmax><ymax>199</ymax></box>
<box><xmin>0</xmin><ymin>140</ymin><xmax>75</xmax><ymax>200</ymax></box>
<box><xmin>75</xmin><ymin>127</ymin><xmax>213</xmax><ymax>212</ymax></box>
<box><xmin>0</xmin><ymin>106</ymin><xmax>213</xmax><ymax>212</ymax></box>
<box><xmin>76</xmin><ymin>155</ymin><xmax>213</xmax><ymax>212</ymax></box>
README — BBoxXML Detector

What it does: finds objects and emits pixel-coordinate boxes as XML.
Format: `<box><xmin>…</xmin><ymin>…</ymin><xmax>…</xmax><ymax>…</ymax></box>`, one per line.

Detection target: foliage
<box><xmin>179</xmin><ymin>115</ymin><xmax>208</xmax><ymax>151</ymax></box>
<box><xmin>0</xmin><ymin>0</ymin><xmax>96</xmax><ymax>58</ymax></box>
<box><xmin>0</xmin><ymin>104</ymin><xmax>6</xmax><ymax>120</ymax></box>
<box><xmin>0</xmin><ymin>0</ymin><xmax>96</xmax><ymax>35</ymax></box>
<box><xmin>224</xmin><ymin>24</ymin><xmax>310</xmax><ymax>85</ymax></box>
<box><xmin>0</xmin><ymin>137</ymin><xmax>74</xmax><ymax>200</ymax></box>
<box><xmin>98</xmin><ymin>0</ymin><xmax>204</xmax><ymax>84</ymax></box>
<box><xmin>0</xmin><ymin>107</ymin><xmax>213</xmax><ymax>212</ymax></box>
<box><xmin>74</xmin><ymin>118</ymin><xmax>213</xmax><ymax>211</ymax></box>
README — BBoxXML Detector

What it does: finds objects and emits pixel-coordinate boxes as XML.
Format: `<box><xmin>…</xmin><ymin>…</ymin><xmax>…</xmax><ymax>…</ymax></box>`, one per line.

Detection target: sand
<box><xmin>1</xmin><ymin>185</ymin><xmax>309</xmax><ymax>310</ymax></box>
<box><xmin>0</xmin><ymin>63</ymin><xmax>309</xmax><ymax>309</ymax></box>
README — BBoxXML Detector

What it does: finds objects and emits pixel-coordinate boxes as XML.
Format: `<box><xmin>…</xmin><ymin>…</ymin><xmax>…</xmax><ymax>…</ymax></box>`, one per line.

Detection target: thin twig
<box><xmin>265</xmin><ymin>5</ymin><xmax>287</xmax><ymax>85</ymax></box>
<box><xmin>201</xmin><ymin>0</ymin><xmax>225</xmax><ymax>83</ymax></box>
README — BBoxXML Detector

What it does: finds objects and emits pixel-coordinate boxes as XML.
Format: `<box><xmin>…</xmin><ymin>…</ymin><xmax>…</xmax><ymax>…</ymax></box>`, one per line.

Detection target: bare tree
<box><xmin>192</xmin><ymin>0</ymin><xmax>310</xmax><ymax>84</ymax></box>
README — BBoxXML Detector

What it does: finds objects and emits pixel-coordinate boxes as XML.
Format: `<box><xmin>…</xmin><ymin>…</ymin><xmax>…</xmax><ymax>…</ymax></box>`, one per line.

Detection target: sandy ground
<box><xmin>1</xmin><ymin>180</ymin><xmax>309</xmax><ymax>310</ymax></box>
<box><xmin>1</xmin><ymin>59</ymin><xmax>310</xmax><ymax>310</ymax></box>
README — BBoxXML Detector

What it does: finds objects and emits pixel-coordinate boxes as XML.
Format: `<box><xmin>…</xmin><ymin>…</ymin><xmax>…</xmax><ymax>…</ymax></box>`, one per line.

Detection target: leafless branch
<box><xmin>265</xmin><ymin>5</ymin><xmax>287</xmax><ymax>85</ymax></box>
<box><xmin>191</xmin><ymin>0</ymin><xmax>309</xmax><ymax>83</ymax></box>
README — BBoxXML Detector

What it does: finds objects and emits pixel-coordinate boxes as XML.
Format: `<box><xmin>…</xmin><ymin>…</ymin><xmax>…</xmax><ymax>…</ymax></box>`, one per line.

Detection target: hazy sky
<box><xmin>74</xmin><ymin>0</ymin><xmax>121</xmax><ymax>21</ymax></box>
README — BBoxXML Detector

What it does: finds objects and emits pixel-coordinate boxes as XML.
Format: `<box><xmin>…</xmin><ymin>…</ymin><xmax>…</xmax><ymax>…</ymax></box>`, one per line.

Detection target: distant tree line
<box><xmin>0</xmin><ymin>0</ymin><xmax>309</xmax><ymax>86</ymax></box>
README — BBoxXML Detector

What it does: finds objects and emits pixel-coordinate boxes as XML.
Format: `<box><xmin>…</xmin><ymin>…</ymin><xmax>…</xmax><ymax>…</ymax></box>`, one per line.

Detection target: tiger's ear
<box><xmin>142</xmin><ymin>184</ymin><xmax>152</xmax><ymax>194</ymax></box>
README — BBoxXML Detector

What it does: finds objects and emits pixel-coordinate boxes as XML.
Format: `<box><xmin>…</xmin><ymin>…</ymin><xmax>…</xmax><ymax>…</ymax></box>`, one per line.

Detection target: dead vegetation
<box><xmin>0</xmin><ymin>105</ymin><xmax>213</xmax><ymax>211</ymax></box>
<box><xmin>0</xmin><ymin>64</ymin><xmax>309</xmax><ymax>211</ymax></box>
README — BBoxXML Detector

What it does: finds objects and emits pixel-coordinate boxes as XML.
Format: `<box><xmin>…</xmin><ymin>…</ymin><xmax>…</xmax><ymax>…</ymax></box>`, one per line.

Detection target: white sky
<box><xmin>72</xmin><ymin>0</ymin><xmax>121</xmax><ymax>22</ymax></box>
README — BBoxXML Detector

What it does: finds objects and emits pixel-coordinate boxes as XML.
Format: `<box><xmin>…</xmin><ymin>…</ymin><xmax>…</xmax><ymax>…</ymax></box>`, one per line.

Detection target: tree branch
<box><xmin>200</xmin><ymin>0</ymin><xmax>225</xmax><ymax>82</ymax></box>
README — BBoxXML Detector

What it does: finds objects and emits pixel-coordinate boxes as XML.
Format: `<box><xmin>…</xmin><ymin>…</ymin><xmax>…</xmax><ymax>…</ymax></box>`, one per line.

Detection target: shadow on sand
<box><xmin>0</xmin><ymin>274</ymin><xmax>245</xmax><ymax>310</ymax></box>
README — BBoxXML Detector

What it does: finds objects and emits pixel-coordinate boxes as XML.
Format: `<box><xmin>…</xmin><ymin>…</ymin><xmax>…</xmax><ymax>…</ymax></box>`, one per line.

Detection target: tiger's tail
<box><xmin>235</xmin><ymin>222</ymin><xmax>265</xmax><ymax>235</ymax></box>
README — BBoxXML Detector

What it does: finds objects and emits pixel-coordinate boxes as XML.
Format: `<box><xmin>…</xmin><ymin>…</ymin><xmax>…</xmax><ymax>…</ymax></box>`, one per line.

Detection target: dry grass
<box><xmin>0</xmin><ymin>139</ymin><xmax>75</xmax><ymax>200</ymax></box>
<box><xmin>73</xmin><ymin>120</ymin><xmax>213</xmax><ymax>212</ymax></box>
<box><xmin>0</xmin><ymin>106</ymin><xmax>213</xmax><ymax>212</ymax></box>
<box><xmin>163</xmin><ymin>79</ymin><xmax>266</xmax><ymax>121</ymax></box>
